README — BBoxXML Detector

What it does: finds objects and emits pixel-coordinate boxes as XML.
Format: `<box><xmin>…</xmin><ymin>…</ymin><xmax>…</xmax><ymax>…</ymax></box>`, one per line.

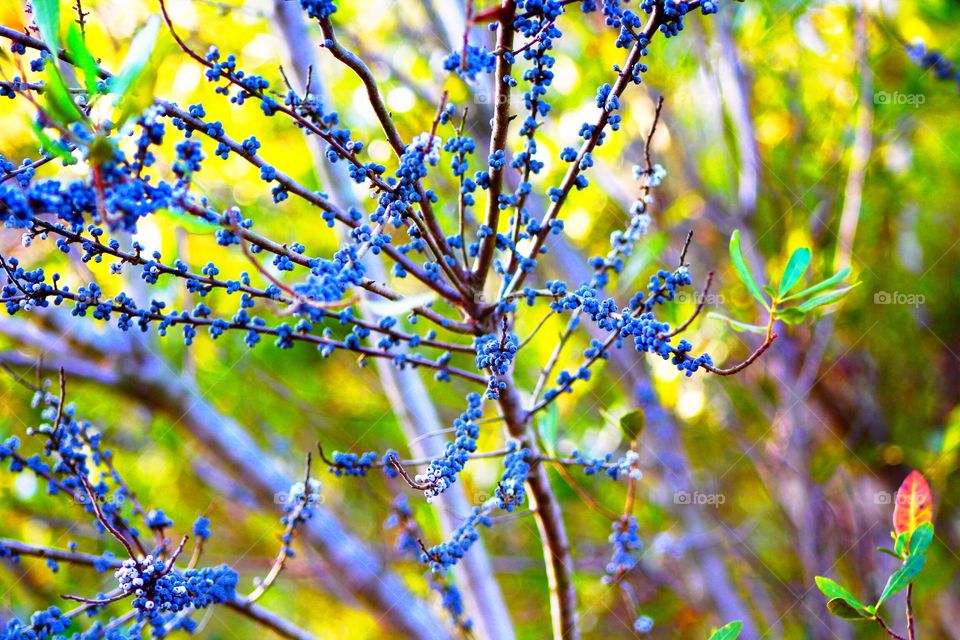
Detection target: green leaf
<box><xmin>155</xmin><ymin>208</ymin><xmax>216</xmax><ymax>235</ymax></box>
<box><xmin>619</xmin><ymin>409</ymin><xmax>644</xmax><ymax>441</ymax></box>
<box><xmin>796</xmin><ymin>284</ymin><xmax>859</xmax><ymax>313</ymax></box>
<box><xmin>111</xmin><ymin>15</ymin><xmax>161</xmax><ymax>125</ymax></box>
<box><xmin>65</xmin><ymin>23</ymin><xmax>99</xmax><ymax>94</ymax></box>
<box><xmin>773</xmin><ymin>307</ymin><xmax>807</xmax><ymax>325</ymax></box>
<box><xmin>815</xmin><ymin>576</ymin><xmax>869</xmax><ymax>612</ymax></box>
<box><xmin>30</xmin><ymin>119</ymin><xmax>74</xmax><ymax>164</ymax></box>
<box><xmin>778</xmin><ymin>247</ymin><xmax>811</xmax><ymax>298</ymax></box>
<box><xmin>877</xmin><ymin>546</ymin><xmax>901</xmax><ymax>560</ymax></box>
<box><xmin>876</xmin><ymin>553</ymin><xmax>926</xmax><ymax>608</ymax></box>
<box><xmin>907</xmin><ymin>522</ymin><xmax>934</xmax><ymax>557</ymax></box>
<box><xmin>729</xmin><ymin>230</ymin><xmax>768</xmax><ymax>308</ymax></box>
<box><xmin>707</xmin><ymin>312</ymin><xmax>768</xmax><ymax>334</ymax></box>
<box><xmin>364</xmin><ymin>291</ymin><xmax>437</xmax><ymax>318</ymax></box>
<box><xmin>538</xmin><ymin>402</ymin><xmax>559</xmax><ymax>456</ymax></box>
<box><xmin>33</xmin><ymin>0</ymin><xmax>61</xmax><ymax>51</ymax></box>
<box><xmin>780</xmin><ymin>267</ymin><xmax>852</xmax><ymax>302</ymax></box>
<box><xmin>43</xmin><ymin>65</ymin><xmax>83</xmax><ymax>125</ymax></box>
<box><xmin>894</xmin><ymin>531</ymin><xmax>909</xmax><ymax>559</ymax></box>
<box><xmin>826</xmin><ymin>598</ymin><xmax>873</xmax><ymax>620</ymax></box>
<box><xmin>707</xmin><ymin>621</ymin><xmax>742</xmax><ymax>640</ymax></box>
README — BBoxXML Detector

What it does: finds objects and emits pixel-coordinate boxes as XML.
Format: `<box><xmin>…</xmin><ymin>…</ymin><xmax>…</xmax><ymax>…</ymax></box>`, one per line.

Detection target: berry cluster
<box><xmin>327</xmin><ymin>451</ymin><xmax>379</xmax><ymax>477</ymax></box>
<box><xmin>384</xmin><ymin>496</ymin><xmax>473</xmax><ymax>632</ymax></box>
<box><xmin>905</xmin><ymin>40</ymin><xmax>960</xmax><ymax>88</ymax></box>
<box><xmin>495</xmin><ymin>445</ymin><xmax>531</xmax><ymax>511</ymax></box>
<box><xmin>0</xmin><ymin>607</ymin><xmax>70</xmax><ymax>639</ymax></box>
<box><xmin>603</xmin><ymin>516</ymin><xmax>643</xmax><ymax>581</ymax></box>
<box><xmin>570</xmin><ymin>449</ymin><xmax>642</xmax><ymax>481</ymax></box>
<box><xmin>414</xmin><ymin>393</ymin><xmax>483</xmax><ymax>501</ymax></box>
<box><xmin>420</xmin><ymin>506</ymin><xmax>494</xmax><ymax>573</ymax></box>
<box><xmin>115</xmin><ymin>556</ymin><xmax>238</xmax><ymax>623</ymax></box>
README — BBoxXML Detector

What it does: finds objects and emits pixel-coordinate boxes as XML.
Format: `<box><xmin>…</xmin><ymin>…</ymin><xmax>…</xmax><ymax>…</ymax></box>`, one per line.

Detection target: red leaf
<box><xmin>893</xmin><ymin>470</ymin><xmax>933</xmax><ymax>536</ymax></box>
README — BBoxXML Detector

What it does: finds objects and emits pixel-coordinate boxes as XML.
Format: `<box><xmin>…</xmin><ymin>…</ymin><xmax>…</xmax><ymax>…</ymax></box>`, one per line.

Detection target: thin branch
<box><xmin>906</xmin><ymin>583</ymin><xmax>916</xmax><ymax>640</ymax></box>
<box><xmin>472</xmin><ymin>0</ymin><xmax>518</xmax><ymax>291</ymax></box>
<box><xmin>2</xmin><ymin>287</ymin><xmax>485</xmax><ymax>384</ymax></box>
<box><xmin>876</xmin><ymin>615</ymin><xmax>908</xmax><ymax>640</ymax></box>
<box><xmin>701</xmin><ymin>332</ymin><xmax>777</xmax><ymax>376</ymax></box>
<box><xmin>661</xmin><ymin>271</ymin><xmax>714</xmax><ymax>338</ymax></box>
<box><xmin>247</xmin><ymin>453</ymin><xmax>313</xmax><ymax>603</ymax></box>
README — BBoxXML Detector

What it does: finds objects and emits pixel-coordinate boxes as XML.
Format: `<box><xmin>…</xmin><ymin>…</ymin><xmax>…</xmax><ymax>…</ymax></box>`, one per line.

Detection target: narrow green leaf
<box><xmin>729</xmin><ymin>230</ymin><xmax>768</xmax><ymax>307</ymax></box>
<box><xmin>780</xmin><ymin>267</ymin><xmax>851</xmax><ymax>302</ymax></box>
<box><xmin>30</xmin><ymin>119</ymin><xmax>74</xmax><ymax>164</ymax></box>
<box><xmin>619</xmin><ymin>409</ymin><xmax>644</xmax><ymax>441</ymax></box>
<box><xmin>155</xmin><ymin>209</ymin><xmax>217</xmax><ymax>235</ymax></box>
<box><xmin>773</xmin><ymin>307</ymin><xmax>807</xmax><ymax>325</ymax></box>
<box><xmin>815</xmin><ymin>576</ymin><xmax>868</xmax><ymax>612</ymax></box>
<box><xmin>876</xmin><ymin>553</ymin><xmax>926</xmax><ymax>608</ymax></box>
<box><xmin>826</xmin><ymin>598</ymin><xmax>873</xmax><ymax>620</ymax></box>
<box><xmin>796</xmin><ymin>284</ymin><xmax>859</xmax><ymax>313</ymax></box>
<box><xmin>33</xmin><ymin>0</ymin><xmax>61</xmax><ymax>51</ymax></box>
<box><xmin>364</xmin><ymin>291</ymin><xmax>437</xmax><ymax>318</ymax></box>
<box><xmin>110</xmin><ymin>15</ymin><xmax>160</xmax><ymax>100</ymax></box>
<box><xmin>876</xmin><ymin>546</ymin><xmax>901</xmax><ymax>560</ymax></box>
<box><xmin>707</xmin><ymin>312</ymin><xmax>768</xmax><ymax>334</ymax></box>
<box><xmin>778</xmin><ymin>247</ymin><xmax>811</xmax><ymax>298</ymax></box>
<box><xmin>43</xmin><ymin>65</ymin><xmax>83</xmax><ymax>125</ymax></box>
<box><xmin>538</xmin><ymin>402</ymin><xmax>559</xmax><ymax>456</ymax></box>
<box><xmin>65</xmin><ymin>23</ymin><xmax>99</xmax><ymax>94</ymax></box>
<box><xmin>907</xmin><ymin>522</ymin><xmax>934</xmax><ymax>557</ymax></box>
<box><xmin>707</xmin><ymin>621</ymin><xmax>742</xmax><ymax>640</ymax></box>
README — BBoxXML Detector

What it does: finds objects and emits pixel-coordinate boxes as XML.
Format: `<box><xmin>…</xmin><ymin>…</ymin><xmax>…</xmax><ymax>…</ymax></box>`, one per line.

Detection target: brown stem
<box><xmin>386</xmin><ymin>452</ymin><xmax>431</xmax><ymax>491</ymax></box>
<box><xmin>876</xmin><ymin>615</ymin><xmax>907</xmax><ymax>640</ymax></box>
<box><xmin>497</xmin><ymin>381</ymin><xmax>578</xmax><ymax>640</ymax></box>
<box><xmin>247</xmin><ymin>453</ymin><xmax>312</xmax><ymax>603</ymax></box>
<box><xmin>472</xmin><ymin>0</ymin><xmax>517</xmax><ymax>291</ymax></box>
<box><xmin>662</xmin><ymin>271</ymin><xmax>714</xmax><ymax>338</ymax></box>
<box><xmin>906</xmin><ymin>583</ymin><xmax>916</xmax><ymax>640</ymax></box>
<box><xmin>701</xmin><ymin>331</ymin><xmax>778</xmax><ymax>376</ymax></box>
